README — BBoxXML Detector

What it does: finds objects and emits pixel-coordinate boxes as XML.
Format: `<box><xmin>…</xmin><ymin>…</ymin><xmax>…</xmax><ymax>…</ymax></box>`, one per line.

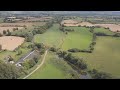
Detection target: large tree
<box><xmin>0</xmin><ymin>61</ymin><xmax>21</xmax><ymax>79</ymax></box>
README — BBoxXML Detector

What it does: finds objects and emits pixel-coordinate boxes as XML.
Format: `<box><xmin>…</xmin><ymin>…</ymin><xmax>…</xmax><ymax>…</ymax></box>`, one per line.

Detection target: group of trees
<box><xmin>28</xmin><ymin>43</ymin><xmax>45</xmax><ymax>54</ymax></box>
<box><xmin>59</xmin><ymin>26</ymin><xmax>74</xmax><ymax>33</ymax></box>
<box><xmin>17</xmin><ymin>50</ymin><xmax>22</xmax><ymax>55</ymax></box>
<box><xmin>2</xmin><ymin>29</ymin><xmax>11</xmax><ymax>36</ymax></box>
<box><xmin>49</xmin><ymin>47</ymin><xmax>59</xmax><ymax>52</ymax></box>
<box><xmin>0</xmin><ymin>60</ymin><xmax>26</xmax><ymax>79</ymax></box>
<box><xmin>11</xmin><ymin>20</ymin><xmax>54</xmax><ymax>43</ymax></box>
<box><xmin>95</xmin><ymin>32</ymin><xmax>109</xmax><ymax>36</ymax></box>
<box><xmin>68</xmin><ymin>48</ymin><xmax>92</xmax><ymax>53</ymax></box>
<box><xmin>113</xmin><ymin>33</ymin><xmax>120</xmax><ymax>37</ymax></box>
<box><xmin>13</xmin><ymin>28</ymin><xmax>19</xmax><ymax>31</ymax></box>
<box><xmin>33</xmin><ymin>21</ymin><xmax>53</xmax><ymax>34</ymax></box>
<box><xmin>57</xmin><ymin>51</ymin><xmax>87</xmax><ymax>70</ymax></box>
<box><xmin>88</xmin><ymin>69</ymin><xmax>112</xmax><ymax>79</ymax></box>
<box><xmin>54</xmin><ymin>16</ymin><xmax>63</xmax><ymax>24</ymax></box>
<box><xmin>21</xmin><ymin>57</ymin><xmax>39</xmax><ymax>70</ymax></box>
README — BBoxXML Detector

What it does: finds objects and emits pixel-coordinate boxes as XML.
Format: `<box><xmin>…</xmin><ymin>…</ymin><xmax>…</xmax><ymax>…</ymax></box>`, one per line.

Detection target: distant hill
<box><xmin>0</xmin><ymin>11</ymin><xmax>120</xmax><ymax>17</ymax></box>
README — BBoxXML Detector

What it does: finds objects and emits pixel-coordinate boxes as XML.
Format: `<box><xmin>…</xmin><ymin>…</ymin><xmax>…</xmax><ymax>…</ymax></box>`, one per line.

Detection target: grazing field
<box><xmin>93</xmin><ymin>27</ymin><xmax>115</xmax><ymax>35</ymax></box>
<box><xmin>34</xmin><ymin>24</ymin><xmax>66</xmax><ymax>47</ymax></box>
<box><xmin>27</xmin><ymin>52</ymin><xmax>79</xmax><ymax>79</ymax></box>
<box><xmin>73</xmin><ymin>36</ymin><xmax>120</xmax><ymax>78</ymax></box>
<box><xmin>61</xmin><ymin>27</ymin><xmax>93</xmax><ymax>50</ymax></box>
<box><xmin>0</xmin><ymin>36</ymin><xmax>25</xmax><ymax>51</ymax></box>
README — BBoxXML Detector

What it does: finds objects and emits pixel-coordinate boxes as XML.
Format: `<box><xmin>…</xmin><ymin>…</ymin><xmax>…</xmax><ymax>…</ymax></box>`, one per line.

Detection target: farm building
<box><xmin>4</xmin><ymin>16</ymin><xmax>22</xmax><ymax>22</ymax></box>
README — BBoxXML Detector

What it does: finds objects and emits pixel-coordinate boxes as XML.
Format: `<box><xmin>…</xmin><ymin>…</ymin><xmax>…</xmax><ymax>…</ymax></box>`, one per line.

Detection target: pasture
<box><xmin>61</xmin><ymin>27</ymin><xmax>93</xmax><ymax>50</ymax></box>
<box><xmin>34</xmin><ymin>24</ymin><xmax>66</xmax><ymax>47</ymax></box>
<box><xmin>93</xmin><ymin>27</ymin><xmax>115</xmax><ymax>35</ymax></box>
<box><xmin>73</xmin><ymin>36</ymin><xmax>120</xmax><ymax>78</ymax></box>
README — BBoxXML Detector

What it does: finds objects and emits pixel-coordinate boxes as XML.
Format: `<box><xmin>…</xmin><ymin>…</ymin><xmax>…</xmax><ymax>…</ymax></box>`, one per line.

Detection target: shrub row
<box><xmin>57</xmin><ymin>51</ymin><xmax>87</xmax><ymax>70</ymax></box>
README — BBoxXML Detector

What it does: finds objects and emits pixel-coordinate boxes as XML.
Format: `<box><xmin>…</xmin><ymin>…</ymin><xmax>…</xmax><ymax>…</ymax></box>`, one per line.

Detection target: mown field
<box><xmin>27</xmin><ymin>52</ymin><xmax>79</xmax><ymax>79</ymax></box>
<box><xmin>61</xmin><ymin>27</ymin><xmax>93</xmax><ymax>50</ymax></box>
<box><xmin>73</xmin><ymin>36</ymin><xmax>120</xmax><ymax>78</ymax></box>
<box><xmin>34</xmin><ymin>24</ymin><xmax>66</xmax><ymax>47</ymax></box>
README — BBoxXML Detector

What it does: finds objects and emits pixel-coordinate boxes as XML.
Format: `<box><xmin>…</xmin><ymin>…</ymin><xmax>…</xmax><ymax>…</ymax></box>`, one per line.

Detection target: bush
<box><xmin>68</xmin><ymin>48</ymin><xmax>80</xmax><ymax>52</ymax></box>
<box><xmin>40</xmin><ymin>48</ymin><xmax>45</xmax><ymax>55</ymax></box>
<box><xmin>25</xmin><ymin>33</ymin><xmax>33</xmax><ymax>42</ymax></box>
<box><xmin>88</xmin><ymin>69</ymin><xmax>112</xmax><ymax>79</ymax></box>
<box><xmin>63</xmin><ymin>53</ymin><xmax>87</xmax><ymax>70</ymax></box>
<box><xmin>33</xmin><ymin>57</ymin><xmax>39</xmax><ymax>63</ymax></box>
<box><xmin>68</xmin><ymin>48</ymin><xmax>92</xmax><ymax>53</ymax></box>
<box><xmin>17</xmin><ymin>50</ymin><xmax>22</xmax><ymax>55</ymax></box>
<box><xmin>28</xmin><ymin>59</ymin><xmax>36</xmax><ymax>68</ymax></box>
<box><xmin>50</xmin><ymin>47</ymin><xmax>57</xmax><ymax>52</ymax></box>
<box><xmin>95</xmin><ymin>32</ymin><xmax>108</xmax><ymax>36</ymax></box>
<box><xmin>113</xmin><ymin>33</ymin><xmax>120</xmax><ymax>37</ymax></box>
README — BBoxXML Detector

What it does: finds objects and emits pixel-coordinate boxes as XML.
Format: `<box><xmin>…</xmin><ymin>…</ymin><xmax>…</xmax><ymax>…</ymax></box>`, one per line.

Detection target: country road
<box><xmin>23</xmin><ymin>50</ymin><xmax>48</xmax><ymax>79</ymax></box>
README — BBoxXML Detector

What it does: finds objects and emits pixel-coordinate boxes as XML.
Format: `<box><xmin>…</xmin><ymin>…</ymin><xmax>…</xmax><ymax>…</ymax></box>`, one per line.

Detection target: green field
<box><xmin>61</xmin><ymin>27</ymin><xmax>93</xmax><ymax>50</ymax></box>
<box><xmin>34</xmin><ymin>24</ymin><xmax>65</xmax><ymax>47</ymax></box>
<box><xmin>94</xmin><ymin>27</ymin><xmax>115</xmax><ymax>35</ymax></box>
<box><xmin>27</xmin><ymin>52</ymin><xmax>79</xmax><ymax>79</ymax></box>
<box><xmin>73</xmin><ymin>36</ymin><xmax>120</xmax><ymax>78</ymax></box>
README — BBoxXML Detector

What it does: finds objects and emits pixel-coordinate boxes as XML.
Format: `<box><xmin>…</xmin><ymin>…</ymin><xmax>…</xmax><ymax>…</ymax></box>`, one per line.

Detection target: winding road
<box><xmin>23</xmin><ymin>50</ymin><xmax>48</xmax><ymax>79</ymax></box>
